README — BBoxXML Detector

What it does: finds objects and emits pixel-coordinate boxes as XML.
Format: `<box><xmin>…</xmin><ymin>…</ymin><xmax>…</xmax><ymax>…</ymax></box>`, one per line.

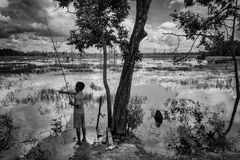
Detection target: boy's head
<box><xmin>75</xmin><ymin>81</ymin><xmax>85</xmax><ymax>92</ymax></box>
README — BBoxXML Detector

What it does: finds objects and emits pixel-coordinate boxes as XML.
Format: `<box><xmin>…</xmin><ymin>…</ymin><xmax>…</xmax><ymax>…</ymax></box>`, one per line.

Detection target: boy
<box><xmin>59</xmin><ymin>81</ymin><xmax>86</xmax><ymax>145</ymax></box>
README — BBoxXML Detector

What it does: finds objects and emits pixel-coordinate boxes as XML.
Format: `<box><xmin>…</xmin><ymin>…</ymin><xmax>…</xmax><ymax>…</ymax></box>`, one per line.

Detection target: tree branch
<box><xmin>162</xmin><ymin>32</ymin><xmax>213</xmax><ymax>38</ymax></box>
<box><xmin>174</xmin><ymin>35</ymin><xmax>200</xmax><ymax>63</ymax></box>
<box><xmin>162</xmin><ymin>32</ymin><xmax>201</xmax><ymax>62</ymax></box>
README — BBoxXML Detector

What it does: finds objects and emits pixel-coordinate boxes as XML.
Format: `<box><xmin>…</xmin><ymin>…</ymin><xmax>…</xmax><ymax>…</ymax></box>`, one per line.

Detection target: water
<box><xmin>0</xmin><ymin>58</ymin><xmax>239</xmax><ymax>159</ymax></box>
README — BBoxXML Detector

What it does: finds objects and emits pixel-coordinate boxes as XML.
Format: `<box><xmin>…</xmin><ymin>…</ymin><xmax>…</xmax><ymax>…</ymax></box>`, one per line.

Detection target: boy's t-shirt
<box><xmin>74</xmin><ymin>91</ymin><xmax>84</xmax><ymax>114</ymax></box>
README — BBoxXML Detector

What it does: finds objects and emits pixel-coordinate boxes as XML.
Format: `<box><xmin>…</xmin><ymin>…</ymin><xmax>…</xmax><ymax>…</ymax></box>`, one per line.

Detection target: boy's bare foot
<box><xmin>82</xmin><ymin>138</ymin><xmax>87</xmax><ymax>143</ymax></box>
<box><xmin>76</xmin><ymin>141</ymin><xmax>82</xmax><ymax>145</ymax></box>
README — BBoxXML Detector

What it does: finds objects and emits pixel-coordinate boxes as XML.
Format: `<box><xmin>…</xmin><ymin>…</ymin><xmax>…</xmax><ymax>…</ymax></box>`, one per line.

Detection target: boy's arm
<box><xmin>58</xmin><ymin>90</ymin><xmax>76</xmax><ymax>95</ymax></box>
<box><xmin>69</xmin><ymin>100</ymin><xmax>80</xmax><ymax>108</ymax></box>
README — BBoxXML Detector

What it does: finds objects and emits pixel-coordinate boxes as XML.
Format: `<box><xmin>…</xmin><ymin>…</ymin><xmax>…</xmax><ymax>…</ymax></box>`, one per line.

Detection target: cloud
<box><xmin>1</xmin><ymin>32</ymin><xmax>70</xmax><ymax>52</ymax></box>
<box><xmin>119</xmin><ymin>19</ymin><xmax>199</xmax><ymax>53</ymax></box>
<box><xmin>122</xmin><ymin>18</ymin><xmax>134</xmax><ymax>34</ymax></box>
<box><xmin>0</xmin><ymin>0</ymin><xmax>75</xmax><ymax>38</ymax></box>
<box><xmin>0</xmin><ymin>0</ymin><xmax>77</xmax><ymax>52</ymax></box>
<box><xmin>0</xmin><ymin>0</ymin><xmax>9</xmax><ymax>8</ymax></box>
<box><xmin>141</xmin><ymin>21</ymin><xmax>201</xmax><ymax>53</ymax></box>
<box><xmin>157</xmin><ymin>21</ymin><xmax>177</xmax><ymax>30</ymax></box>
<box><xmin>0</xmin><ymin>0</ymin><xmax>200</xmax><ymax>53</ymax></box>
<box><xmin>170</xmin><ymin>0</ymin><xmax>184</xmax><ymax>5</ymax></box>
<box><xmin>46</xmin><ymin>6</ymin><xmax>76</xmax><ymax>37</ymax></box>
<box><xmin>169</xmin><ymin>0</ymin><xmax>184</xmax><ymax>8</ymax></box>
<box><xmin>0</xmin><ymin>12</ymin><xmax>10</xmax><ymax>21</ymax></box>
<box><xmin>30</xmin><ymin>22</ymin><xmax>46</xmax><ymax>29</ymax></box>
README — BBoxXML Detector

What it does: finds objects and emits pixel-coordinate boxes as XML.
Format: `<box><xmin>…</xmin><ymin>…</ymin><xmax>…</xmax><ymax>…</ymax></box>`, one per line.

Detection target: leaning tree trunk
<box><xmin>225</xmin><ymin>0</ymin><xmax>240</xmax><ymax>134</ymax></box>
<box><xmin>112</xmin><ymin>0</ymin><xmax>152</xmax><ymax>136</ymax></box>
<box><xmin>102</xmin><ymin>39</ymin><xmax>112</xmax><ymax>128</ymax></box>
<box><xmin>225</xmin><ymin>53</ymin><xmax>240</xmax><ymax>134</ymax></box>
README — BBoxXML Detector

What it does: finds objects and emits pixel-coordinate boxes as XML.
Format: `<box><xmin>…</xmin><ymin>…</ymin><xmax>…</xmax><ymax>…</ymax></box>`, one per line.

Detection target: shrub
<box><xmin>50</xmin><ymin>118</ymin><xmax>64</xmax><ymax>136</ymax></box>
<box><xmin>126</xmin><ymin>96</ymin><xmax>147</xmax><ymax>134</ymax></box>
<box><xmin>25</xmin><ymin>140</ymin><xmax>56</xmax><ymax>160</ymax></box>
<box><xmin>163</xmin><ymin>98</ymin><xmax>233</xmax><ymax>155</ymax></box>
<box><xmin>0</xmin><ymin>114</ymin><xmax>14</xmax><ymax>152</ymax></box>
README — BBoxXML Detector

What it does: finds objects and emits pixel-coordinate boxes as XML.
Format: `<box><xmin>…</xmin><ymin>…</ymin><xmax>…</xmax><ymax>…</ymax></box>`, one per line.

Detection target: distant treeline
<box><xmin>0</xmin><ymin>48</ymin><xmax>49</xmax><ymax>57</ymax></box>
<box><xmin>0</xmin><ymin>48</ymin><xmax>25</xmax><ymax>56</ymax></box>
<box><xmin>0</xmin><ymin>47</ymin><xmax>239</xmax><ymax>58</ymax></box>
<box><xmin>0</xmin><ymin>48</ymin><xmax>73</xmax><ymax>58</ymax></box>
<box><xmin>0</xmin><ymin>48</ymin><xmax>198</xmax><ymax>58</ymax></box>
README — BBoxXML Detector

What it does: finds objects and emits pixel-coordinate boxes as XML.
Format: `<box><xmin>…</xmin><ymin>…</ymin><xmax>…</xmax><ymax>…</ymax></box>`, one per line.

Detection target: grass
<box><xmin>1</xmin><ymin>87</ymin><xmax>96</xmax><ymax>107</ymax></box>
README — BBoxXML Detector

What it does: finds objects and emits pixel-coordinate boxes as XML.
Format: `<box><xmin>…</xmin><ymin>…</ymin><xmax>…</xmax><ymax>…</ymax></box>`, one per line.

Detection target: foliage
<box><xmin>55</xmin><ymin>0</ymin><xmax>129</xmax><ymax>53</ymax></box>
<box><xmin>126</xmin><ymin>96</ymin><xmax>147</xmax><ymax>134</ymax></box>
<box><xmin>163</xmin><ymin>98</ymin><xmax>234</xmax><ymax>155</ymax></box>
<box><xmin>50</xmin><ymin>118</ymin><xmax>64</xmax><ymax>136</ymax></box>
<box><xmin>171</xmin><ymin>0</ymin><xmax>239</xmax><ymax>54</ymax></box>
<box><xmin>171</xmin><ymin>0</ymin><xmax>240</xmax><ymax>135</ymax></box>
<box><xmin>206</xmin><ymin>40</ymin><xmax>240</xmax><ymax>56</ymax></box>
<box><xmin>55</xmin><ymin>0</ymin><xmax>131</xmax><ymax>129</ymax></box>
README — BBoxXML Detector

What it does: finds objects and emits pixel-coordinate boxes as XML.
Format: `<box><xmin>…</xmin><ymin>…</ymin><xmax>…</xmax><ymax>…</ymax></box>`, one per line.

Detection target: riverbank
<box><xmin>24</xmin><ymin>127</ymin><xmax>240</xmax><ymax>160</ymax></box>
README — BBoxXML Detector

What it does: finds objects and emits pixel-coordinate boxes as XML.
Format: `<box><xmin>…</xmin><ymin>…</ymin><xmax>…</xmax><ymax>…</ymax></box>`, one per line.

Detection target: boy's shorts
<box><xmin>73</xmin><ymin>109</ymin><xmax>85</xmax><ymax>128</ymax></box>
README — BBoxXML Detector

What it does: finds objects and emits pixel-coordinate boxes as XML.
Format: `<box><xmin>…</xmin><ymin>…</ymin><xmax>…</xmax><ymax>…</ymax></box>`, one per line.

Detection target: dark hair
<box><xmin>76</xmin><ymin>81</ymin><xmax>85</xmax><ymax>91</ymax></box>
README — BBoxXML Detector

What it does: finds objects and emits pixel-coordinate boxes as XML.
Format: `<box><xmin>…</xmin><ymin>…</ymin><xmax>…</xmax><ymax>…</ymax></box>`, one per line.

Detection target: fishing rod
<box><xmin>45</xmin><ymin>18</ymin><xmax>70</xmax><ymax>100</ymax></box>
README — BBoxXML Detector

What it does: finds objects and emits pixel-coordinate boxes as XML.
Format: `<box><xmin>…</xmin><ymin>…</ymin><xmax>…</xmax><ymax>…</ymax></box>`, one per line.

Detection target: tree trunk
<box><xmin>225</xmin><ymin>0</ymin><xmax>240</xmax><ymax>134</ymax></box>
<box><xmin>112</xmin><ymin>0</ymin><xmax>152</xmax><ymax>136</ymax></box>
<box><xmin>225</xmin><ymin>55</ymin><xmax>240</xmax><ymax>134</ymax></box>
<box><xmin>102</xmin><ymin>40</ymin><xmax>112</xmax><ymax>128</ymax></box>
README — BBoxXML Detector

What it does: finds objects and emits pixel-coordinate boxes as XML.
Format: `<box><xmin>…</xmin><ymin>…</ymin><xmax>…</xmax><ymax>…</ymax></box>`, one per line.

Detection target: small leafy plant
<box><xmin>163</xmin><ymin>98</ymin><xmax>233</xmax><ymax>155</ymax></box>
<box><xmin>126</xmin><ymin>96</ymin><xmax>147</xmax><ymax>134</ymax></box>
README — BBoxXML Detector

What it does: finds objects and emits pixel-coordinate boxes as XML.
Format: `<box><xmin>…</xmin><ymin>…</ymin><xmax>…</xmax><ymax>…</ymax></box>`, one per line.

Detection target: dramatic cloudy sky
<box><xmin>0</xmin><ymin>0</ymin><xmax>201</xmax><ymax>53</ymax></box>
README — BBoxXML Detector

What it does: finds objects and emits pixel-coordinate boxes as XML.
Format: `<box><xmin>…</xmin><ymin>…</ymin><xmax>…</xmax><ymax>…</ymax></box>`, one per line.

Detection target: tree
<box><xmin>55</xmin><ymin>0</ymin><xmax>130</xmax><ymax>128</ymax></box>
<box><xmin>112</xmin><ymin>0</ymin><xmax>152</xmax><ymax>136</ymax></box>
<box><xmin>55</xmin><ymin>0</ymin><xmax>152</xmax><ymax>136</ymax></box>
<box><xmin>171</xmin><ymin>0</ymin><xmax>240</xmax><ymax>134</ymax></box>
